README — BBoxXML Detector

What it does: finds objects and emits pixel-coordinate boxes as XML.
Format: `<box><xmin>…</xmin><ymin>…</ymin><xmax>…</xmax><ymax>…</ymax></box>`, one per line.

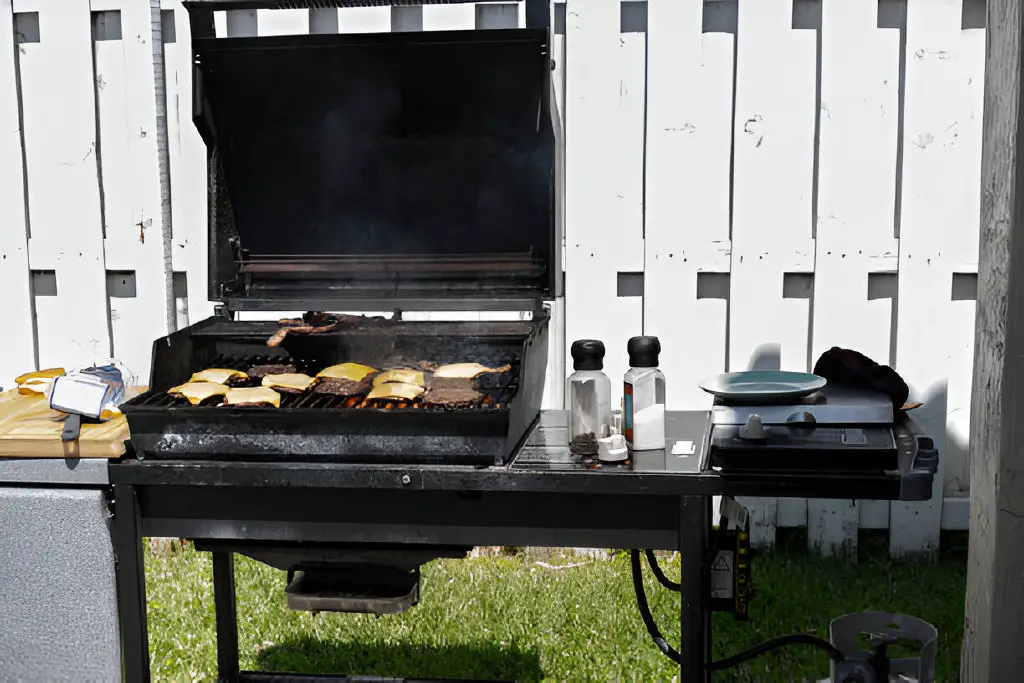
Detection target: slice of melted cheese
<box><xmin>432</xmin><ymin>363</ymin><xmax>512</xmax><ymax>379</ymax></box>
<box><xmin>366</xmin><ymin>382</ymin><xmax>425</xmax><ymax>401</ymax></box>
<box><xmin>373</xmin><ymin>369</ymin><xmax>424</xmax><ymax>387</ymax></box>
<box><xmin>168</xmin><ymin>381</ymin><xmax>228</xmax><ymax>405</ymax></box>
<box><xmin>223</xmin><ymin>386</ymin><xmax>281</xmax><ymax>407</ymax></box>
<box><xmin>316</xmin><ymin>363</ymin><xmax>377</xmax><ymax>382</ymax></box>
<box><xmin>189</xmin><ymin>368</ymin><xmax>248</xmax><ymax>385</ymax></box>
<box><xmin>261</xmin><ymin>373</ymin><xmax>315</xmax><ymax>392</ymax></box>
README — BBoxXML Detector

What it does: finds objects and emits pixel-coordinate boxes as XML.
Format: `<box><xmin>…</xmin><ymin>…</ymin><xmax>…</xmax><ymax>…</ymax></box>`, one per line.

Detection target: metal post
<box><xmin>212</xmin><ymin>551</ymin><xmax>240</xmax><ymax>682</ymax></box>
<box><xmin>703</xmin><ymin>495</ymin><xmax>713</xmax><ymax>679</ymax></box>
<box><xmin>679</xmin><ymin>495</ymin><xmax>709</xmax><ymax>681</ymax></box>
<box><xmin>113</xmin><ymin>484</ymin><xmax>151</xmax><ymax>683</ymax></box>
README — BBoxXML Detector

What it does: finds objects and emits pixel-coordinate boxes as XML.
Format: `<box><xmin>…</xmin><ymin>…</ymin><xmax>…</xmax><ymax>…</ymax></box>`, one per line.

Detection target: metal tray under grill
<box><xmin>120</xmin><ymin>315</ymin><xmax>550</xmax><ymax>466</ymax></box>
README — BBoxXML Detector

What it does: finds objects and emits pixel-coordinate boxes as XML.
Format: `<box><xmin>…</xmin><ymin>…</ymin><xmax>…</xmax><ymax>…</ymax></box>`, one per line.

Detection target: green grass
<box><xmin>146</xmin><ymin>536</ymin><xmax>967</xmax><ymax>682</ymax></box>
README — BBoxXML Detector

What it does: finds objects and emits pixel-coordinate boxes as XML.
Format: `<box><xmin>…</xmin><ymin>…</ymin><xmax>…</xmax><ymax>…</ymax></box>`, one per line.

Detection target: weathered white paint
<box><xmin>0</xmin><ymin>1</ymin><xmax>986</xmax><ymax>557</ymax></box>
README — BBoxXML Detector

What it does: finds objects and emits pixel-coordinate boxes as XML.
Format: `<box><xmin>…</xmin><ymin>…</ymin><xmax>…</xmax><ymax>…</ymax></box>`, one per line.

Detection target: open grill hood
<box><xmin>185</xmin><ymin>0</ymin><xmax>563</xmax><ymax>312</ymax></box>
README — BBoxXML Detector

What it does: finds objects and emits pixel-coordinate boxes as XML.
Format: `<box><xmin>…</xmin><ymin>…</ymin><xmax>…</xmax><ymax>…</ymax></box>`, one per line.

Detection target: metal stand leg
<box><xmin>212</xmin><ymin>551</ymin><xmax>240</xmax><ymax>682</ymax></box>
<box><xmin>113</xmin><ymin>484</ymin><xmax>150</xmax><ymax>683</ymax></box>
<box><xmin>679</xmin><ymin>495</ymin><xmax>710</xmax><ymax>682</ymax></box>
<box><xmin>702</xmin><ymin>496</ymin><xmax>713</xmax><ymax>680</ymax></box>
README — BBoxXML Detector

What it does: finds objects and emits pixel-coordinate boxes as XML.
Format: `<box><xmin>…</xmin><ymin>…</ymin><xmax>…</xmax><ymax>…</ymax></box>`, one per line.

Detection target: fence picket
<box><xmin>0</xmin><ymin>2</ymin><xmax>36</xmax><ymax>388</ymax></box>
<box><xmin>163</xmin><ymin>2</ymin><xmax>214</xmax><ymax>328</ymax></box>
<box><xmin>91</xmin><ymin>0</ymin><xmax>170</xmax><ymax>384</ymax></box>
<box><xmin>890</xmin><ymin>0</ymin><xmax>966</xmax><ymax>558</ymax></box>
<box><xmin>807</xmin><ymin>0</ymin><xmax>902</xmax><ymax>557</ymax></box>
<box><xmin>17</xmin><ymin>1</ymin><xmax>112</xmax><ymax>370</ymax></box>
<box><xmin>644</xmin><ymin>0</ymin><xmax>732</xmax><ymax>412</ymax></box>
<box><xmin>730</xmin><ymin>0</ymin><xmax>818</xmax><ymax>547</ymax></box>
<box><xmin>564</xmin><ymin>0</ymin><xmax>645</xmax><ymax>395</ymax></box>
<box><xmin>943</xmin><ymin>1</ymin><xmax>985</xmax><ymax>501</ymax></box>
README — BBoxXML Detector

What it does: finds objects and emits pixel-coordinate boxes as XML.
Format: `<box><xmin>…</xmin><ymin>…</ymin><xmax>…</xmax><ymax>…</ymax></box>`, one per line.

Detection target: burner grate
<box><xmin>135</xmin><ymin>354</ymin><xmax>519</xmax><ymax>414</ymax></box>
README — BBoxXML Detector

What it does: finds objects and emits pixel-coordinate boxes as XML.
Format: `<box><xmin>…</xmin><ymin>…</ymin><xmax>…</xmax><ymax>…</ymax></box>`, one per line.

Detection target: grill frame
<box><xmin>120</xmin><ymin>313</ymin><xmax>550</xmax><ymax>465</ymax></box>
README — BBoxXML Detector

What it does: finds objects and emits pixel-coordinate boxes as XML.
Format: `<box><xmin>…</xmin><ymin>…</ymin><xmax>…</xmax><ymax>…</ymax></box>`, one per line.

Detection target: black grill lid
<box><xmin>185</xmin><ymin>0</ymin><xmax>561</xmax><ymax>312</ymax></box>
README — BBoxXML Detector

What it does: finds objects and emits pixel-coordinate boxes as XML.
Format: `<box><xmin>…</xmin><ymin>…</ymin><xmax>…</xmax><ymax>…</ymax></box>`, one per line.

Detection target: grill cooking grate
<box><xmin>135</xmin><ymin>355</ymin><xmax>519</xmax><ymax>413</ymax></box>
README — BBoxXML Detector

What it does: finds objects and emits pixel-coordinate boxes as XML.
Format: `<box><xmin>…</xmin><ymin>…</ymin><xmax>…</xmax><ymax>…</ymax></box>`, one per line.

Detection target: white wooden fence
<box><xmin>0</xmin><ymin>0</ymin><xmax>983</xmax><ymax>557</ymax></box>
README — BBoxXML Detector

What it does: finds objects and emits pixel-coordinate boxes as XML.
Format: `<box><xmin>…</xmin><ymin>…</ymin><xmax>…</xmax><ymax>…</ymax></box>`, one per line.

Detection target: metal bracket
<box><xmin>719</xmin><ymin>496</ymin><xmax>750</xmax><ymax>531</ymax></box>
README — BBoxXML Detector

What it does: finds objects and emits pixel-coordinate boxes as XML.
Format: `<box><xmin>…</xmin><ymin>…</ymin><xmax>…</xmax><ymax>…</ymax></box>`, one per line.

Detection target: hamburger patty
<box><xmin>313</xmin><ymin>377</ymin><xmax>371</xmax><ymax>397</ymax></box>
<box><xmin>422</xmin><ymin>386</ymin><xmax>483</xmax><ymax>408</ymax></box>
<box><xmin>247</xmin><ymin>364</ymin><xmax>297</xmax><ymax>378</ymax></box>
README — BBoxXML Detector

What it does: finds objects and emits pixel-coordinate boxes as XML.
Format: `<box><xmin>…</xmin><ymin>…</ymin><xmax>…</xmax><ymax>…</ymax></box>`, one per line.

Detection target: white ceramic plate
<box><xmin>698</xmin><ymin>370</ymin><xmax>827</xmax><ymax>402</ymax></box>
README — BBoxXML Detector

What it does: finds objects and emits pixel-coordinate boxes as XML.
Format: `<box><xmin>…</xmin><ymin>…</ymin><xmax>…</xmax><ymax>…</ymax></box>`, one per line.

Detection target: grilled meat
<box><xmin>312</xmin><ymin>377</ymin><xmax>371</xmax><ymax>397</ymax></box>
<box><xmin>316</xmin><ymin>362</ymin><xmax>378</xmax><ymax>382</ymax></box>
<box><xmin>247</xmin><ymin>363</ymin><xmax>296</xmax><ymax>378</ymax></box>
<box><xmin>418</xmin><ymin>360</ymin><xmax>442</xmax><ymax>373</ymax></box>
<box><xmin>261</xmin><ymin>373</ymin><xmax>316</xmax><ymax>393</ymax></box>
<box><xmin>422</xmin><ymin>385</ymin><xmax>483</xmax><ymax>408</ymax></box>
<box><xmin>373</xmin><ymin>369</ymin><xmax>425</xmax><ymax>387</ymax></box>
<box><xmin>267</xmin><ymin>312</ymin><xmax>391</xmax><ymax>347</ymax></box>
<box><xmin>190</xmin><ymin>368</ymin><xmax>248</xmax><ymax>385</ymax></box>
<box><xmin>223</xmin><ymin>386</ymin><xmax>281</xmax><ymax>407</ymax></box>
<box><xmin>267</xmin><ymin>322</ymin><xmax>337</xmax><ymax>347</ymax></box>
<box><xmin>366</xmin><ymin>382</ymin><xmax>425</xmax><ymax>401</ymax></box>
<box><xmin>432</xmin><ymin>362</ymin><xmax>512</xmax><ymax>379</ymax></box>
<box><xmin>427</xmin><ymin>375</ymin><xmax>476</xmax><ymax>391</ymax></box>
<box><xmin>169</xmin><ymin>381</ymin><xmax>228</xmax><ymax>405</ymax></box>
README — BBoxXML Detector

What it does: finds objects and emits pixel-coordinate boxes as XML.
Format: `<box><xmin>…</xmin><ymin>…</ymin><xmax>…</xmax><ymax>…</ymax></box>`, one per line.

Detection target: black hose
<box><xmin>629</xmin><ymin>549</ymin><xmax>847</xmax><ymax>674</ymax></box>
<box><xmin>630</xmin><ymin>549</ymin><xmax>682</xmax><ymax>663</ymax></box>
<box><xmin>706</xmin><ymin>633</ymin><xmax>846</xmax><ymax>672</ymax></box>
<box><xmin>644</xmin><ymin>549</ymin><xmax>681</xmax><ymax>591</ymax></box>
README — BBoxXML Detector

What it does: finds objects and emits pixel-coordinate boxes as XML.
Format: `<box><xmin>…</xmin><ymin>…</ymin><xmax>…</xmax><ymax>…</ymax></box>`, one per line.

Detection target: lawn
<box><xmin>146</xmin><ymin>535</ymin><xmax>967</xmax><ymax>682</ymax></box>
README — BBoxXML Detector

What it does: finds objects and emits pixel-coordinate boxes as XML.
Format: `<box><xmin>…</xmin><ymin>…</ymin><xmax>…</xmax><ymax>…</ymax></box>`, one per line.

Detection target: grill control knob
<box><xmin>739</xmin><ymin>414</ymin><xmax>767</xmax><ymax>441</ymax></box>
<box><xmin>401</xmin><ymin>474</ymin><xmax>411</xmax><ymax>486</ymax></box>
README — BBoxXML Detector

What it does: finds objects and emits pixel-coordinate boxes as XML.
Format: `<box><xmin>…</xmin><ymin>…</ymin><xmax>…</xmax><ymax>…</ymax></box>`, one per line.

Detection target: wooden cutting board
<box><xmin>0</xmin><ymin>388</ymin><xmax>143</xmax><ymax>459</ymax></box>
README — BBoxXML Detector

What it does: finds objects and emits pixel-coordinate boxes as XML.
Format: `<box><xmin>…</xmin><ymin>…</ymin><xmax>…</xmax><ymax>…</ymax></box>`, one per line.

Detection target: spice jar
<box><xmin>624</xmin><ymin>336</ymin><xmax>666</xmax><ymax>451</ymax></box>
<box><xmin>566</xmin><ymin>339</ymin><xmax>611</xmax><ymax>456</ymax></box>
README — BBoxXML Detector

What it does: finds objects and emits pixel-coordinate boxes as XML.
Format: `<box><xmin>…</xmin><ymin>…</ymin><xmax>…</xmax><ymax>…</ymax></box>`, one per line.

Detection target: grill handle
<box><xmin>183</xmin><ymin>0</ymin><xmax>550</xmax><ymax>30</ymax></box>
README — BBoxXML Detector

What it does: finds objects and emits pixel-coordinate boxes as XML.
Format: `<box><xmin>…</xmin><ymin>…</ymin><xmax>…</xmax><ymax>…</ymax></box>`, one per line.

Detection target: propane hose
<box><xmin>629</xmin><ymin>549</ymin><xmax>846</xmax><ymax>672</ymax></box>
<box><xmin>644</xmin><ymin>549</ymin><xmax>682</xmax><ymax>591</ymax></box>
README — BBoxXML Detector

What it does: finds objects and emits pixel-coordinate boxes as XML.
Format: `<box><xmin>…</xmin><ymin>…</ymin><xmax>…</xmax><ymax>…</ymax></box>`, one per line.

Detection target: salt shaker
<box><xmin>624</xmin><ymin>336</ymin><xmax>666</xmax><ymax>451</ymax></box>
<box><xmin>566</xmin><ymin>339</ymin><xmax>612</xmax><ymax>456</ymax></box>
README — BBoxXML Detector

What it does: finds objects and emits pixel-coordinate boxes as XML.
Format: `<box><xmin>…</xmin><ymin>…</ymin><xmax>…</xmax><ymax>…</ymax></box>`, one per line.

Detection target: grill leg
<box><xmin>679</xmin><ymin>495</ymin><xmax>710</xmax><ymax>681</ymax></box>
<box><xmin>212</xmin><ymin>552</ymin><xmax>240</xmax><ymax>682</ymax></box>
<box><xmin>114</xmin><ymin>484</ymin><xmax>150</xmax><ymax>683</ymax></box>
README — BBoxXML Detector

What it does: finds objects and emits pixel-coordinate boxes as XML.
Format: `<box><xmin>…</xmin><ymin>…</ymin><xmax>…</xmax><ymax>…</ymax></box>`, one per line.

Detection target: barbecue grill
<box><xmin>120</xmin><ymin>4</ymin><xmax>562</xmax><ymax>467</ymax></box>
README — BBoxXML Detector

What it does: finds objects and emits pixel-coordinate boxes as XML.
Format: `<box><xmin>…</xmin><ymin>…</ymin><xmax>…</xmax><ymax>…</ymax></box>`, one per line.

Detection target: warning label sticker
<box><xmin>710</xmin><ymin>550</ymin><xmax>734</xmax><ymax>599</ymax></box>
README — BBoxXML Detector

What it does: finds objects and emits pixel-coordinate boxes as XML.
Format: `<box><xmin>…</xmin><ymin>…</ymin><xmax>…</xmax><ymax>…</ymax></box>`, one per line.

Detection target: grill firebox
<box><xmin>121</xmin><ymin>314</ymin><xmax>549</xmax><ymax>466</ymax></box>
